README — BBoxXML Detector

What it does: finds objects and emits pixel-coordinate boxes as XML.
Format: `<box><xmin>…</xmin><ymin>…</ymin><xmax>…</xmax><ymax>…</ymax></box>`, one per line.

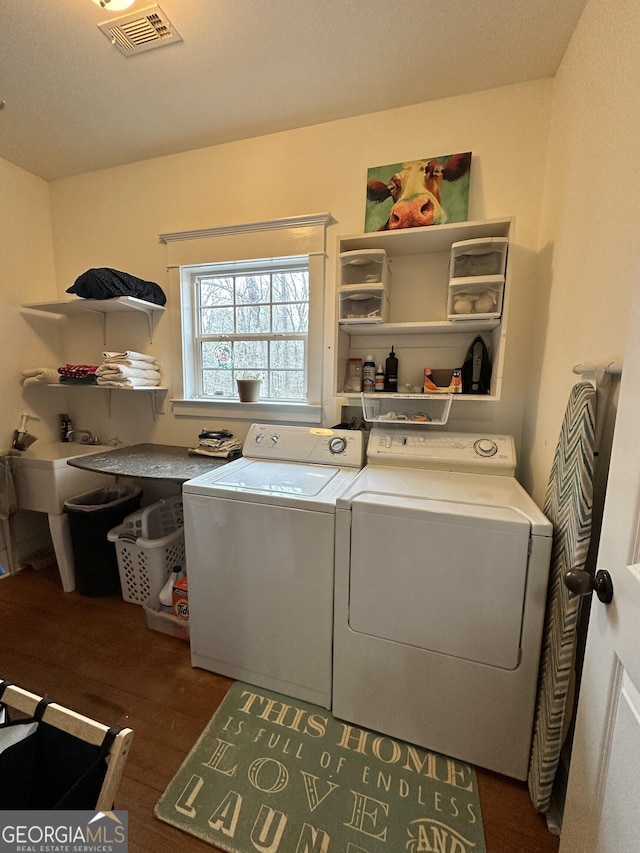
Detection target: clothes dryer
<box><xmin>332</xmin><ymin>427</ymin><xmax>552</xmax><ymax>779</ymax></box>
<box><xmin>183</xmin><ymin>424</ymin><xmax>363</xmax><ymax>709</ymax></box>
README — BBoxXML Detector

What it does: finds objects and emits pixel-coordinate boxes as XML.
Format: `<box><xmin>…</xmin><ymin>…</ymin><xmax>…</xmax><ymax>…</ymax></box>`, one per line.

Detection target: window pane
<box><xmin>271</xmin><ymin>339</ymin><xmax>304</xmax><ymax>369</ymax></box>
<box><xmin>200</xmin><ymin>277</ymin><xmax>234</xmax><ymax>306</ymax></box>
<box><xmin>202</xmin><ymin>369</ymin><xmax>234</xmax><ymax>397</ymax></box>
<box><xmin>273</xmin><ymin>271</ymin><xmax>309</xmax><ymax>302</ymax></box>
<box><xmin>234</xmin><ymin>340</ymin><xmax>268</xmax><ymax>369</ymax></box>
<box><xmin>202</xmin><ymin>341</ymin><xmax>234</xmax><ymax>369</ymax></box>
<box><xmin>234</xmin><ymin>369</ymin><xmax>268</xmax><ymax>385</ymax></box>
<box><xmin>273</xmin><ymin>303</ymin><xmax>308</xmax><ymax>333</ymax></box>
<box><xmin>236</xmin><ymin>305</ymin><xmax>271</xmax><ymax>334</ymax></box>
<box><xmin>236</xmin><ymin>275</ymin><xmax>270</xmax><ymax>304</ymax></box>
<box><xmin>270</xmin><ymin>370</ymin><xmax>305</xmax><ymax>399</ymax></box>
<box><xmin>201</xmin><ymin>307</ymin><xmax>235</xmax><ymax>335</ymax></box>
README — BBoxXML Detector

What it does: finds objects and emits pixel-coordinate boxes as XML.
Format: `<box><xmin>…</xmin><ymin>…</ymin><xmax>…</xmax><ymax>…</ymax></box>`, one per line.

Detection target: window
<box><xmin>184</xmin><ymin>256</ymin><xmax>309</xmax><ymax>401</ymax></box>
<box><xmin>164</xmin><ymin>212</ymin><xmax>332</xmax><ymax>423</ymax></box>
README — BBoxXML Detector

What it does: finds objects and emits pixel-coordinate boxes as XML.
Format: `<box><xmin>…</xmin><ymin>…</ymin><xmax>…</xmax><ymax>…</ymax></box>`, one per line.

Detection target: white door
<box><xmin>560</xmin><ymin>316</ymin><xmax>640</xmax><ymax>849</ymax></box>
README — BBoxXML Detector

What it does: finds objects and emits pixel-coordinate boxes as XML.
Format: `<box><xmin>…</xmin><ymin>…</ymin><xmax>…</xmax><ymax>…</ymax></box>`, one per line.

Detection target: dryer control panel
<box><xmin>367</xmin><ymin>427</ymin><xmax>516</xmax><ymax>475</ymax></box>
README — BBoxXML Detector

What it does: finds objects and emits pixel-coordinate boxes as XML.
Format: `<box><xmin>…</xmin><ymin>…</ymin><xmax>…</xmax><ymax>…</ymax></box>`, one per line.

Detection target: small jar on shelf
<box><xmin>343</xmin><ymin>358</ymin><xmax>363</xmax><ymax>393</ymax></box>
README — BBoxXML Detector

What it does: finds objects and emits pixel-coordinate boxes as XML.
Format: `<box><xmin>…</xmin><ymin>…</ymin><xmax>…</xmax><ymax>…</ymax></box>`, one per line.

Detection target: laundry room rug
<box><xmin>155</xmin><ymin>681</ymin><xmax>486</xmax><ymax>853</ymax></box>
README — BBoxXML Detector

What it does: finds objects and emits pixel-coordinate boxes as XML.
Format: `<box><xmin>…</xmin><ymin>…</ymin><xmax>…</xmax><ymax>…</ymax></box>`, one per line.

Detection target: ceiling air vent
<box><xmin>98</xmin><ymin>5</ymin><xmax>182</xmax><ymax>56</ymax></box>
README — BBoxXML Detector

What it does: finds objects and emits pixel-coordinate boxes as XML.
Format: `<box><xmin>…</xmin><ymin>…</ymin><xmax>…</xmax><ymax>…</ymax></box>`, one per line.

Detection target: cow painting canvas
<box><xmin>365</xmin><ymin>152</ymin><xmax>472</xmax><ymax>232</ymax></box>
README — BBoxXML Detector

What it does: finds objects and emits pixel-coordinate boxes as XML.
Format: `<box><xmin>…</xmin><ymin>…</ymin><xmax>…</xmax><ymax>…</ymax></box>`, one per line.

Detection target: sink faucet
<box><xmin>67</xmin><ymin>429</ymin><xmax>100</xmax><ymax>445</ymax></box>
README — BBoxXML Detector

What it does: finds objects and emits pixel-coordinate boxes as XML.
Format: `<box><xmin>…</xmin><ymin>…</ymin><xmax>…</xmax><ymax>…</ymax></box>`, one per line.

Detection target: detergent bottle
<box><xmin>159</xmin><ymin>566</ymin><xmax>183</xmax><ymax>608</ymax></box>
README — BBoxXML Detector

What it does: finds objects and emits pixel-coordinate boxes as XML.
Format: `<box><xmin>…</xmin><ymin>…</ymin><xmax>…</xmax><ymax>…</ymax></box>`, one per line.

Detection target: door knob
<box><xmin>563</xmin><ymin>568</ymin><xmax>614</xmax><ymax>603</ymax></box>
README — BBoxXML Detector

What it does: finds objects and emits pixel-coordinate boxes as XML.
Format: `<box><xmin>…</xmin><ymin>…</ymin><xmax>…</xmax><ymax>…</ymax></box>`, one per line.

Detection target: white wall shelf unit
<box><xmin>336</xmin><ymin>217</ymin><xmax>512</xmax><ymax>404</ymax></box>
<box><xmin>32</xmin><ymin>384</ymin><xmax>168</xmax><ymax>420</ymax></box>
<box><xmin>21</xmin><ymin>296</ymin><xmax>165</xmax><ymax>344</ymax></box>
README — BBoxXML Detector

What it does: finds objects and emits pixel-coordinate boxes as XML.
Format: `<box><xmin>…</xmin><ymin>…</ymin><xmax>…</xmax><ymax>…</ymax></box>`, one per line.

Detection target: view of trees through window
<box><xmin>196</xmin><ymin>263</ymin><xmax>309</xmax><ymax>400</ymax></box>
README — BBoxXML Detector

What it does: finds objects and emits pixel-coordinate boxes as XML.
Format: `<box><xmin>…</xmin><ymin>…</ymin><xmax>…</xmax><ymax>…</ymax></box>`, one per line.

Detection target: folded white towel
<box><xmin>96</xmin><ymin>364</ymin><xmax>161</xmax><ymax>380</ymax></box>
<box><xmin>96</xmin><ymin>376</ymin><xmax>160</xmax><ymax>388</ymax></box>
<box><xmin>21</xmin><ymin>368</ymin><xmax>60</xmax><ymax>385</ymax></box>
<box><xmin>102</xmin><ymin>350</ymin><xmax>158</xmax><ymax>364</ymax></box>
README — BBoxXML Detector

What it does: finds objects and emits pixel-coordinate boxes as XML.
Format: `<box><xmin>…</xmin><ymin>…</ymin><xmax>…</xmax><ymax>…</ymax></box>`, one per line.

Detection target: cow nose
<box><xmin>389</xmin><ymin>199</ymin><xmax>437</xmax><ymax>229</ymax></box>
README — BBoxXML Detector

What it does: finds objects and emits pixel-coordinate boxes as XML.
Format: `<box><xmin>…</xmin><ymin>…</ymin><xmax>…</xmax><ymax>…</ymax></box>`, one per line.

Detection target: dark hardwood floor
<box><xmin>0</xmin><ymin>565</ymin><xmax>559</xmax><ymax>853</ymax></box>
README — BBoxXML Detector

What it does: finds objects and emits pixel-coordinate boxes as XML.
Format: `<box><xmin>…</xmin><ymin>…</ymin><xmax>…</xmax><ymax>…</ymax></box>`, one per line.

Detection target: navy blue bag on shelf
<box><xmin>67</xmin><ymin>267</ymin><xmax>166</xmax><ymax>306</ymax></box>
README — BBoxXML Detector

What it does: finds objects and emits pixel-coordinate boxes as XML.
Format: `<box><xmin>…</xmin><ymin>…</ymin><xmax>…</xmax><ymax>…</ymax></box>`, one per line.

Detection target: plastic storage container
<box><xmin>338</xmin><ymin>284</ymin><xmax>389</xmax><ymax>324</ymax></box>
<box><xmin>361</xmin><ymin>393</ymin><xmax>452</xmax><ymax>425</ymax></box>
<box><xmin>343</xmin><ymin>357</ymin><xmax>363</xmax><ymax>393</ymax></box>
<box><xmin>64</xmin><ymin>485</ymin><xmax>142</xmax><ymax>597</ymax></box>
<box><xmin>107</xmin><ymin>495</ymin><xmax>185</xmax><ymax>606</ymax></box>
<box><xmin>339</xmin><ymin>249</ymin><xmax>390</xmax><ymax>288</ymax></box>
<box><xmin>449</xmin><ymin>237</ymin><xmax>508</xmax><ymax>280</ymax></box>
<box><xmin>447</xmin><ymin>275</ymin><xmax>504</xmax><ymax>320</ymax></box>
<box><xmin>142</xmin><ymin>603</ymin><xmax>190</xmax><ymax>641</ymax></box>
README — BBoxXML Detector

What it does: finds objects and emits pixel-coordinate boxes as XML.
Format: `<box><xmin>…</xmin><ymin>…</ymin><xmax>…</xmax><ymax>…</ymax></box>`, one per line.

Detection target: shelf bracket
<box><xmin>146</xmin><ymin>310</ymin><xmax>155</xmax><ymax>344</ymax></box>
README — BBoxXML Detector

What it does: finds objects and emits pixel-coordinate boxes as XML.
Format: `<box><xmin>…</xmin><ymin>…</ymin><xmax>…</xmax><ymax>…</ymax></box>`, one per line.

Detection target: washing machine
<box><xmin>332</xmin><ymin>426</ymin><xmax>552</xmax><ymax>779</ymax></box>
<box><xmin>182</xmin><ymin>423</ymin><xmax>364</xmax><ymax>709</ymax></box>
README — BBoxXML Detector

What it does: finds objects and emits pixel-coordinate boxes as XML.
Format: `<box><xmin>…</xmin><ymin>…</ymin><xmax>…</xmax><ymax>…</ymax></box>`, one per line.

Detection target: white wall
<box><xmin>0</xmin><ymin>159</ymin><xmax>59</xmax><ymax>564</ymax></box>
<box><xmin>521</xmin><ymin>0</ymin><xmax>640</xmax><ymax>504</ymax></box>
<box><xmin>44</xmin><ymin>80</ymin><xmax>552</xmax><ymax>451</ymax></box>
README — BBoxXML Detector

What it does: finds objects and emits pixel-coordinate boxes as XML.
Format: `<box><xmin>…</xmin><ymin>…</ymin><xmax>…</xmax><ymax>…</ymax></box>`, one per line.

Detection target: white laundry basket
<box><xmin>107</xmin><ymin>496</ymin><xmax>185</xmax><ymax>606</ymax></box>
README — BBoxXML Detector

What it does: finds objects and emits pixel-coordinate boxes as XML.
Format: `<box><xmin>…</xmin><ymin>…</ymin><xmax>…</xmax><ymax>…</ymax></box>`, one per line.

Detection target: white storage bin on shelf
<box><xmin>107</xmin><ymin>496</ymin><xmax>185</xmax><ymax>606</ymax></box>
<box><xmin>361</xmin><ymin>393</ymin><xmax>452</xmax><ymax>425</ymax></box>
<box><xmin>449</xmin><ymin>237</ymin><xmax>508</xmax><ymax>280</ymax></box>
<box><xmin>340</xmin><ymin>248</ymin><xmax>390</xmax><ymax>288</ymax></box>
<box><xmin>447</xmin><ymin>275</ymin><xmax>504</xmax><ymax>320</ymax></box>
<box><xmin>339</xmin><ymin>284</ymin><xmax>389</xmax><ymax>324</ymax></box>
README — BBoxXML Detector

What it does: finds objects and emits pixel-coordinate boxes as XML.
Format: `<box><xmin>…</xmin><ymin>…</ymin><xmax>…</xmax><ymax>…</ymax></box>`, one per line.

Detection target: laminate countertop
<box><xmin>66</xmin><ymin>443</ymin><xmax>231</xmax><ymax>483</ymax></box>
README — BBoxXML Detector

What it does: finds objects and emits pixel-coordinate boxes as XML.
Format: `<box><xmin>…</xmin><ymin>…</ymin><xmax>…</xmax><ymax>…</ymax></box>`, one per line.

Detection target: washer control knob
<box><xmin>329</xmin><ymin>436</ymin><xmax>347</xmax><ymax>455</ymax></box>
<box><xmin>474</xmin><ymin>438</ymin><xmax>498</xmax><ymax>457</ymax></box>
<box><xmin>255</xmin><ymin>434</ymin><xmax>264</xmax><ymax>444</ymax></box>
<box><xmin>271</xmin><ymin>435</ymin><xmax>279</xmax><ymax>446</ymax></box>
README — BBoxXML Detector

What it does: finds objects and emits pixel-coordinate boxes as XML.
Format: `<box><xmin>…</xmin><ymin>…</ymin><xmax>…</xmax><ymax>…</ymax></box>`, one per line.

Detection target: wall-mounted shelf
<box><xmin>339</xmin><ymin>218</ymin><xmax>511</xmax><ymax>256</ymax></box>
<box><xmin>336</xmin><ymin>217</ymin><xmax>512</xmax><ymax>404</ymax></box>
<box><xmin>341</xmin><ymin>319</ymin><xmax>499</xmax><ymax>336</ymax></box>
<box><xmin>33</xmin><ymin>383</ymin><xmax>168</xmax><ymax>420</ymax></box>
<box><xmin>21</xmin><ymin>296</ymin><xmax>165</xmax><ymax>344</ymax></box>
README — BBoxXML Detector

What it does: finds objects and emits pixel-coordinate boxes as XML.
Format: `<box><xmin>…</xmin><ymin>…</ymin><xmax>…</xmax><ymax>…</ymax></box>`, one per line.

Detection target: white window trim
<box><xmin>162</xmin><ymin>213</ymin><xmax>332</xmax><ymax>424</ymax></box>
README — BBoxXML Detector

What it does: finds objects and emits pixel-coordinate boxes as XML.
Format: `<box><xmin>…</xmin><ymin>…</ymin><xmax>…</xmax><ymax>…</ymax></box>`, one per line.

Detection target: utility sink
<box><xmin>11</xmin><ymin>443</ymin><xmax>117</xmax><ymax>592</ymax></box>
<box><xmin>12</xmin><ymin>442</ymin><xmax>115</xmax><ymax>515</ymax></box>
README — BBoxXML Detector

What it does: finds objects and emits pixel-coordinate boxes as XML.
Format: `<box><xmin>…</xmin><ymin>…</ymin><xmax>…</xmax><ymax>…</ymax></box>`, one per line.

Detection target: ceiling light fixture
<box><xmin>92</xmin><ymin>0</ymin><xmax>136</xmax><ymax>11</ymax></box>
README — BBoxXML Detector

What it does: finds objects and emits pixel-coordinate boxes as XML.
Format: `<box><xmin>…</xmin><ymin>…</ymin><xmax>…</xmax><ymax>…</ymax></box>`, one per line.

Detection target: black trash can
<box><xmin>64</xmin><ymin>485</ymin><xmax>142</xmax><ymax>597</ymax></box>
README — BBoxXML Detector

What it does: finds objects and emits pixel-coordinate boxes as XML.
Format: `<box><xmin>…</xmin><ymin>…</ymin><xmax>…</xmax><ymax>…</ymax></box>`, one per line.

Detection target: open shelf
<box><xmin>21</xmin><ymin>296</ymin><xmax>165</xmax><ymax>343</ymax></box>
<box><xmin>340</xmin><ymin>319</ymin><xmax>499</xmax><ymax>335</ymax></box>
<box><xmin>336</xmin><ymin>217</ymin><xmax>513</xmax><ymax>406</ymax></box>
<box><xmin>339</xmin><ymin>218</ymin><xmax>511</xmax><ymax>257</ymax></box>
<box><xmin>32</xmin><ymin>383</ymin><xmax>168</xmax><ymax>419</ymax></box>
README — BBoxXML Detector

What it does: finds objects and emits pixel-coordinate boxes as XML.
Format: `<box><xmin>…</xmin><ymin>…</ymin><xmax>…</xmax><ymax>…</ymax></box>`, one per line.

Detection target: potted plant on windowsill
<box><xmin>236</xmin><ymin>376</ymin><xmax>262</xmax><ymax>402</ymax></box>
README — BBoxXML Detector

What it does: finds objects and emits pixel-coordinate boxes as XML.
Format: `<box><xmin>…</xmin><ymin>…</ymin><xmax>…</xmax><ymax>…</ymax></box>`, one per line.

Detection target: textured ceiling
<box><xmin>0</xmin><ymin>0</ymin><xmax>588</xmax><ymax>181</ymax></box>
